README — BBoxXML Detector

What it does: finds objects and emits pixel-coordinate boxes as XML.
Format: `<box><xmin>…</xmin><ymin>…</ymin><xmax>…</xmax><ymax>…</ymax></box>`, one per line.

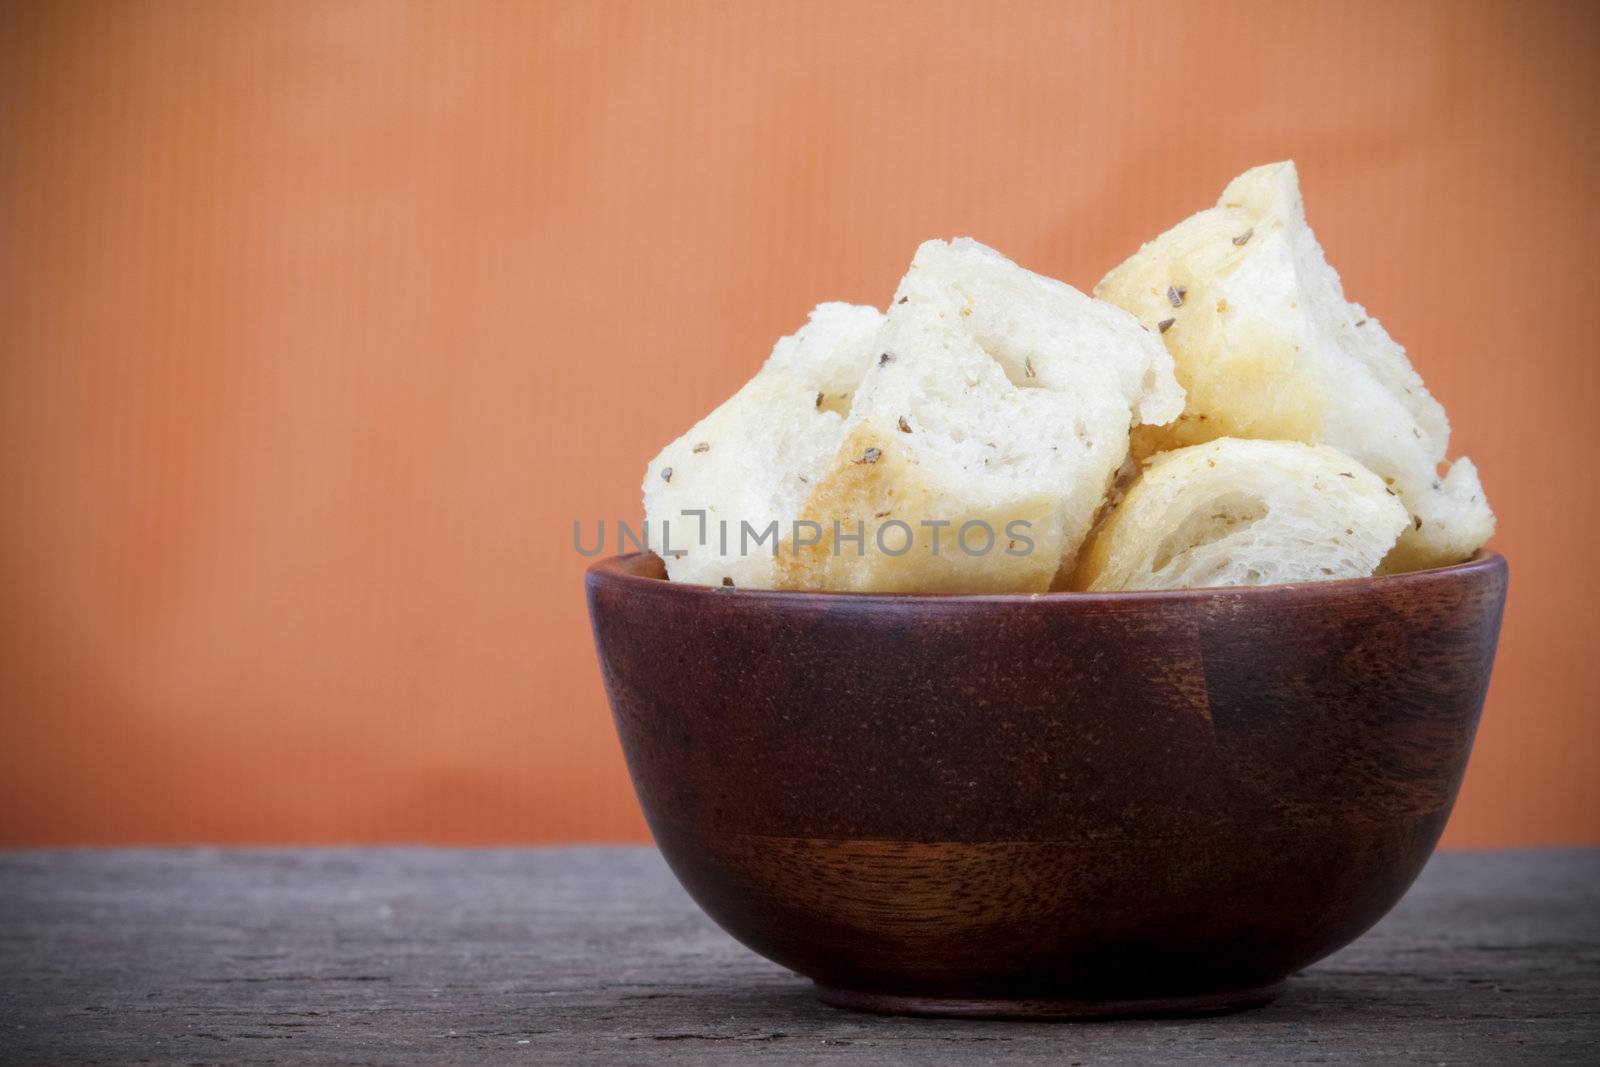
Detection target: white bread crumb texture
<box><xmin>639</xmin><ymin>163</ymin><xmax>1493</xmax><ymax>591</ymax></box>
<box><xmin>1072</xmin><ymin>438</ymin><xmax>1410</xmax><ymax>591</ymax></box>
<box><xmin>1096</xmin><ymin>161</ymin><xmax>1493</xmax><ymax>573</ymax></box>
<box><xmin>779</xmin><ymin>239</ymin><xmax>1183</xmax><ymax>593</ymax></box>
<box><xmin>641</xmin><ymin>302</ymin><xmax>883</xmax><ymax>588</ymax></box>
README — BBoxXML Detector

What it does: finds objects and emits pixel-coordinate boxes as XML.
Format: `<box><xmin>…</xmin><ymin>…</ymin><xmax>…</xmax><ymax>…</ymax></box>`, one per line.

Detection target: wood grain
<box><xmin>0</xmin><ymin>847</ymin><xmax>1595</xmax><ymax>1063</ymax></box>
<box><xmin>588</xmin><ymin>552</ymin><xmax>1507</xmax><ymax>1013</ymax></box>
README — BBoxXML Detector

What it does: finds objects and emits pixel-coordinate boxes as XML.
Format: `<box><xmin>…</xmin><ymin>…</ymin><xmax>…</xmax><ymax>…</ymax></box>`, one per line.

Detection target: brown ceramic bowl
<box><xmin>586</xmin><ymin>551</ymin><xmax>1507</xmax><ymax>1020</ymax></box>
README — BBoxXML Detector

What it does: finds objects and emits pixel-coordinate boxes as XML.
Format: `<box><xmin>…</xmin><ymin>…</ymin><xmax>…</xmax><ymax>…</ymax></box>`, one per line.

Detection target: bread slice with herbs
<box><xmin>775</xmin><ymin>238</ymin><xmax>1184</xmax><ymax>593</ymax></box>
<box><xmin>1071</xmin><ymin>438</ymin><xmax>1410</xmax><ymax>591</ymax></box>
<box><xmin>641</xmin><ymin>302</ymin><xmax>884</xmax><ymax>587</ymax></box>
<box><xmin>1095</xmin><ymin>160</ymin><xmax>1493</xmax><ymax>571</ymax></box>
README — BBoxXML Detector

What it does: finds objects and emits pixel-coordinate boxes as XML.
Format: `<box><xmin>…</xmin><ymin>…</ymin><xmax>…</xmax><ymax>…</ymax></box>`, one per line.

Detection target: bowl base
<box><xmin>814</xmin><ymin>980</ymin><xmax>1285</xmax><ymax>1021</ymax></box>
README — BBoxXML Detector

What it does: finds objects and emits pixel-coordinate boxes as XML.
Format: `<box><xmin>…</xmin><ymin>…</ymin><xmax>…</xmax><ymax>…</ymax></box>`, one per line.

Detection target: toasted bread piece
<box><xmin>1096</xmin><ymin>161</ymin><xmax>1494</xmax><ymax>570</ymax></box>
<box><xmin>776</xmin><ymin>239</ymin><xmax>1183</xmax><ymax>593</ymax></box>
<box><xmin>642</xmin><ymin>302</ymin><xmax>883</xmax><ymax>587</ymax></box>
<box><xmin>1072</xmin><ymin>438</ymin><xmax>1410</xmax><ymax>591</ymax></box>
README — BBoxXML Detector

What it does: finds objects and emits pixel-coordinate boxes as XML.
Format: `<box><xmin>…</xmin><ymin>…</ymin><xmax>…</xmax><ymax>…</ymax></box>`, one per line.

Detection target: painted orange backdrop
<box><xmin>1</xmin><ymin>1</ymin><xmax>1596</xmax><ymax>847</ymax></box>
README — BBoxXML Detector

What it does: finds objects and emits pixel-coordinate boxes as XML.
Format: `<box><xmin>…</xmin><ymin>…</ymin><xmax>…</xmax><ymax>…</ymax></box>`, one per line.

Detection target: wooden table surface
<box><xmin>1</xmin><ymin>847</ymin><xmax>1595</xmax><ymax>1065</ymax></box>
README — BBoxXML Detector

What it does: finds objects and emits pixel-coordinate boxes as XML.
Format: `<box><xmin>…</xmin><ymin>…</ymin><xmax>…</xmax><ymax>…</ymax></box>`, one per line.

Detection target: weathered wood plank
<box><xmin>0</xmin><ymin>848</ymin><xmax>1595</xmax><ymax>1064</ymax></box>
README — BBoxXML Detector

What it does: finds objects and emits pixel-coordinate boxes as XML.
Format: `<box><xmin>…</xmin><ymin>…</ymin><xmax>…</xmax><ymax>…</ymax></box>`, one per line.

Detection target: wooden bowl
<box><xmin>585</xmin><ymin>551</ymin><xmax>1507</xmax><ymax>1020</ymax></box>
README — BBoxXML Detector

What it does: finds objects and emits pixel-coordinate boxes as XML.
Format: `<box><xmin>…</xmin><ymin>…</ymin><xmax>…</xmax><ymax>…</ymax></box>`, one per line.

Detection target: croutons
<box><xmin>1095</xmin><ymin>161</ymin><xmax>1494</xmax><ymax>570</ymax></box>
<box><xmin>1072</xmin><ymin>439</ymin><xmax>1410</xmax><ymax>591</ymax></box>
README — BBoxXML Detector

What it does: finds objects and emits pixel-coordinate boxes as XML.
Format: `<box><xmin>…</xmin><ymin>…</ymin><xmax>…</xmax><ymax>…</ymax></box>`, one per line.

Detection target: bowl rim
<box><xmin>586</xmin><ymin>550</ymin><xmax>1506</xmax><ymax>606</ymax></box>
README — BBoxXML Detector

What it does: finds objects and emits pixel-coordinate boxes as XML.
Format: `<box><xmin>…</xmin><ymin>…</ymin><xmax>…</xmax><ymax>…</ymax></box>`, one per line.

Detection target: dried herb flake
<box><xmin>1158</xmin><ymin>318</ymin><xmax>1175</xmax><ymax>333</ymax></box>
<box><xmin>1166</xmin><ymin>284</ymin><xmax>1187</xmax><ymax>307</ymax></box>
<box><xmin>897</xmin><ymin>416</ymin><xmax>911</xmax><ymax>433</ymax></box>
<box><xmin>1232</xmin><ymin>228</ymin><xmax>1254</xmax><ymax>246</ymax></box>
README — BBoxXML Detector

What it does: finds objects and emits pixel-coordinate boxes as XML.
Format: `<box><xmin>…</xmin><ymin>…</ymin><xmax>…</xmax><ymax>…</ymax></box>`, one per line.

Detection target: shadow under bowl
<box><xmin>586</xmin><ymin>551</ymin><xmax>1507</xmax><ymax>1020</ymax></box>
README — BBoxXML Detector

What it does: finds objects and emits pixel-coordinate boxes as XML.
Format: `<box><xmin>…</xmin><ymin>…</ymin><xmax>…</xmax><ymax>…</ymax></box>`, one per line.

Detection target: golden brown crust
<box><xmin>776</xmin><ymin>425</ymin><xmax>1061</xmax><ymax>594</ymax></box>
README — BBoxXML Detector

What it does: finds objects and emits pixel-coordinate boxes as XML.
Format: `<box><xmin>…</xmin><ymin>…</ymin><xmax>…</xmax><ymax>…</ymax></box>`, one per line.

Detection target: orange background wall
<box><xmin>2</xmin><ymin>1</ymin><xmax>1596</xmax><ymax>847</ymax></box>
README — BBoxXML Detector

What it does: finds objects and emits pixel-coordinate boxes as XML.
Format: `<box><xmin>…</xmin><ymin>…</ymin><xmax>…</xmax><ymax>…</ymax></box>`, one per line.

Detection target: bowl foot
<box><xmin>814</xmin><ymin>980</ymin><xmax>1285</xmax><ymax>1021</ymax></box>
